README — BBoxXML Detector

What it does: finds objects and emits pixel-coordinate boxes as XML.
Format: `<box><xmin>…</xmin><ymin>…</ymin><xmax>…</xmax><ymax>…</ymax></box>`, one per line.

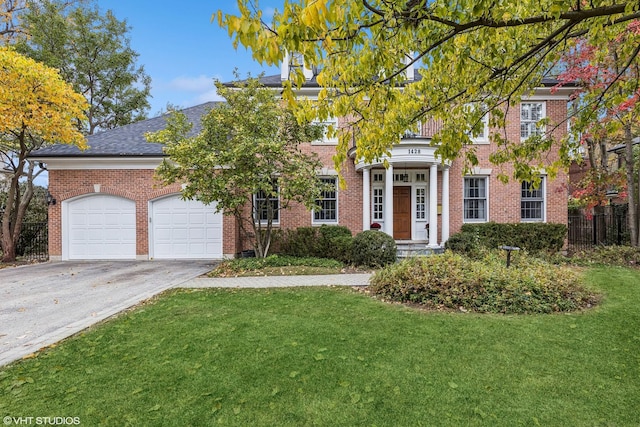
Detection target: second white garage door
<box><xmin>150</xmin><ymin>195</ymin><xmax>223</xmax><ymax>259</ymax></box>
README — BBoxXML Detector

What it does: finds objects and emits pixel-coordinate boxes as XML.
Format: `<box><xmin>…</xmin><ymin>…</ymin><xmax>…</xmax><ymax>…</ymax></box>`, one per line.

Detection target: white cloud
<box><xmin>168</xmin><ymin>74</ymin><xmax>224</xmax><ymax>92</ymax></box>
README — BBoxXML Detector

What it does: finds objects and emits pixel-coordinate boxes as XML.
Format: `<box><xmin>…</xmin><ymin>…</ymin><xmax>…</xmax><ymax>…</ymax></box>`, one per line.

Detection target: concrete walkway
<box><xmin>0</xmin><ymin>262</ymin><xmax>371</xmax><ymax>367</ymax></box>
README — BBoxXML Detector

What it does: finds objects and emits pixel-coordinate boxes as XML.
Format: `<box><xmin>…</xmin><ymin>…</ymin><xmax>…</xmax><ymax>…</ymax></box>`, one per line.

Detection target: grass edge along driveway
<box><xmin>1</xmin><ymin>267</ymin><xmax>639</xmax><ymax>426</ymax></box>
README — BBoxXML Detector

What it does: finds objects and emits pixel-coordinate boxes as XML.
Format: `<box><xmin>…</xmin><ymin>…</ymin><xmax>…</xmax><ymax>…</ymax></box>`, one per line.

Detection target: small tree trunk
<box><xmin>624</xmin><ymin>125</ymin><xmax>638</xmax><ymax>246</ymax></box>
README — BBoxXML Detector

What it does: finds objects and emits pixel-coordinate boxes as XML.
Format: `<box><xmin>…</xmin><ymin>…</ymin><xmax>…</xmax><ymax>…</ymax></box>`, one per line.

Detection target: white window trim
<box><xmin>254</xmin><ymin>185</ymin><xmax>280</xmax><ymax>225</ymax></box>
<box><xmin>372</xmin><ymin>185</ymin><xmax>384</xmax><ymax>222</ymax></box>
<box><xmin>520</xmin><ymin>101</ymin><xmax>546</xmax><ymax>140</ymax></box>
<box><xmin>312</xmin><ymin>117</ymin><xmax>339</xmax><ymax>145</ymax></box>
<box><xmin>520</xmin><ymin>178</ymin><xmax>546</xmax><ymax>223</ymax></box>
<box><xmin>463</xmin><ymin>176</ymin><xmax>489</xmax><ymax>223</ymax></box>
<box><xmin>312</xmin><ymin>176</ymin><xmax>338</xmax><ymax>224</ymax></box>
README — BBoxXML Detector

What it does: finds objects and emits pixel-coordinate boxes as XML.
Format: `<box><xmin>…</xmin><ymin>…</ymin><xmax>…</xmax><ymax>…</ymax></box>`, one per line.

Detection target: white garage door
<box><xmin>65</xmin><ymin>195</ymin><xmax>136</xmax><ymax>260</ymax></box>
<box><xmin>150</xmin><ymin>195</ymin><xmax>223</xmax><ymax>259</ymax></box>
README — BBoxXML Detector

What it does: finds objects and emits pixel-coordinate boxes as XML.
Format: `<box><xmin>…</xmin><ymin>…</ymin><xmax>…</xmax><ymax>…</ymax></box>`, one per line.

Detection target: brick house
<box><xmin>31</xmin><ymin>62</ymin><xmax>574</xmax><ymax>261</ymax></box>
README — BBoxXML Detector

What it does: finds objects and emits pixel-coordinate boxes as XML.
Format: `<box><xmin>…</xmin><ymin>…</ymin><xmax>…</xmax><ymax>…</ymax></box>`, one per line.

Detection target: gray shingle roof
<box><xmin>30</xmin><ymin>102</ymin><xmax>219</xmax><ymax>158</ymax></box>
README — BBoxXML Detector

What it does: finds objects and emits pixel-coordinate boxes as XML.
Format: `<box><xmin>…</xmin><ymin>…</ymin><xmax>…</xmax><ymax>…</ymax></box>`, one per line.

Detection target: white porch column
<box><xmin>441</xmin><ymin>166</ymin><xmax>450</xmax><ymax>244</ymax></box>
<box><xmin>385</xmin><ymin>165</ymin><xmax>394</xmax><ymax>236</ymax></box>
<box><xmin>429</xmin><ymin>164</ymin><xmax>439</xmax><ymax>247</ymax></box>
<box><xmin>362</xmin><ymin>167</ymin><xmax>371</xmax><ymax>232</ymax></box>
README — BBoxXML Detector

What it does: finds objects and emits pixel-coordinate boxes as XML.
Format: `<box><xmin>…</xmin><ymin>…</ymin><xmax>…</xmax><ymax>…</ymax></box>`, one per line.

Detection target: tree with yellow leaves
<box><xmin>217</xmin><ymin>1</ymin><xmax>640</xmax><ymax>183</ymax></box>
<box><xmin>0</xmin><ymin>46</ymin><xmax>87</xmax><ymax>262</ymax></box>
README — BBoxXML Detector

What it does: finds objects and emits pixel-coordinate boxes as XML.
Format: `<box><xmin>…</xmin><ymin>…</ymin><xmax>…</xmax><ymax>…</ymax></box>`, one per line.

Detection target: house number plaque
<box><xmin>408</xmin><ymin>148</ymin><xmax>422</xmax><ymax>154</ymax></box>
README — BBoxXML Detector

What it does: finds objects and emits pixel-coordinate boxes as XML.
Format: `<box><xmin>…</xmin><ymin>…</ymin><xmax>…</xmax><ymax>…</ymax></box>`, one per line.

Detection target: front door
<box><xmin>393</xmin><ymin>187</ymin><xmax>411</xmax><ymax>239</ymax></box>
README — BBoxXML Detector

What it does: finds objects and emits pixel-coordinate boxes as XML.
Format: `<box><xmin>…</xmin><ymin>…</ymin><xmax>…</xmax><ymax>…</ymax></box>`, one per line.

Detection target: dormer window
<box><xmin>281</xmin><ymin>51</ymin><xmax>314</xmax><ymax>81</ymax></box>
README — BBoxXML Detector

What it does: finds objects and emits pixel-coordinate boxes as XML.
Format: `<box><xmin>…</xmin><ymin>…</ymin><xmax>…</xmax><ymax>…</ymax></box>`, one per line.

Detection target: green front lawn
<box><xmin>1</xmin><ymin>267</ymin><xmax>639</xmax><ymax>426</ymax></box>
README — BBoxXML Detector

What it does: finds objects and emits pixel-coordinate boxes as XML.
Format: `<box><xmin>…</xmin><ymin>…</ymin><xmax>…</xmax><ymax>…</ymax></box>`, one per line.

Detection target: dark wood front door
<box><xmin>393</xmin><ymin>187</ymin><xmax>411</xmax><ymax>240</ymax></box>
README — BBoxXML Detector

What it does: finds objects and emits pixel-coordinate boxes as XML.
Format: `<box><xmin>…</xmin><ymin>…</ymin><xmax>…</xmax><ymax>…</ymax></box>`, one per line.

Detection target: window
<box><xmin>465</xmin><ymin>104</ymin><xmax>489</xmax><ymax>143</ymax></box>
<box><xmin>373</xmin><ymin>172</ymin><xmax>384</xmax><ymax>183</ymax></box>
<box><xmin>394</xmin><ymin>173</ymin><xmax>410</xmax><ymax>182</ymax></box>
<box><xmin>372</xmin><ymin>187</ymin><xmax>384</xmax><ymax>221</ymax></box>
<box><xmin>255</xmin><ymin>184</ymin><xmax>279</xmax><ymax>223</ymax></box>
<box><xmin>416</xmin><ymin>188</ymin><xmax>426</xmax><ymax>220</ymax></box>
<box><xmin>314</xmin><ymin>177</ymin><xmax>337</xmax><ymax>223</ymax></box>
<box><xmin>521</xmin><ymin>102</ymin><xmax>545</xmax><ymax>139</ymax></box>
<box><xmin>403</xmin><ymin>120</ymin><xmax>423</xmax><ymax>138</ymax></box>
<box><xmin>313</xmin><ymin>117</ymin><xmax>339</xmax><ymax>144</ymax></box>
<box><xmin>521</xmin><ymin>180</ymin><xmax>545</xmax><ymax>222</ymax></box>
<box><xmin>464</xmin><ymin>177</ymin><xmax>487</xmax><ymax>222</ymax></box>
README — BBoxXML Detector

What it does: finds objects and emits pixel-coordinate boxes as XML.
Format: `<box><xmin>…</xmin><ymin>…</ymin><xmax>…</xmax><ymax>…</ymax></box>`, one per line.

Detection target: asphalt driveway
<box><xmin>0</xmin><ymin>260</ymin><xmax>213</xmax><ymax>367</ymax></box>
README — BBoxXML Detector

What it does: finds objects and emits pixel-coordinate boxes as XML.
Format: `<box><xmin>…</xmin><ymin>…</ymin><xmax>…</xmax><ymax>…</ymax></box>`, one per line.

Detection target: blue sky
<box><xmin>96</xmin><ymin>1</ymin><xmax>282</xmax><ymax>115</ymax></box>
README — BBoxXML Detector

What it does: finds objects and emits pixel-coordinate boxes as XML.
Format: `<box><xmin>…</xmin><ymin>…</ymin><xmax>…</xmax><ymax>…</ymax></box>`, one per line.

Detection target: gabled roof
<box><xmin>30</xmin><ymin>102</ymin><xmax>219</xmax><ymax>158</ymax></box>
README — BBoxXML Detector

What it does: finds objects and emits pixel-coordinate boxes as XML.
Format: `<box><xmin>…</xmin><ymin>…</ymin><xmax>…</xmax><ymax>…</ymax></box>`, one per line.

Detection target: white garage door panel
<box><xmin>66</xmin><ymin>195</ymin><xmax>136</xmax><ymax>260</ymax></box>
<box><xmin>151</xmin><ymin>196</ymin><xmax>222</xmax><ymax>259</ymax></box>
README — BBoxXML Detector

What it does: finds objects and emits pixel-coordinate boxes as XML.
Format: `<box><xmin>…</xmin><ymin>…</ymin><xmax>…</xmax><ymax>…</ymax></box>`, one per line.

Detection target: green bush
<box><xmin>280</xmin><ymin>225</ymin><xmax>353</xmax><ymax>263</ymax></box>
<box><xmin>570</xmin><ymin>245</ymin><xmax>640</xmax><ymax>267</ymax></box>
<box><xmin>281</xmin><ymin>227</ymin><xmax>320</xmax><ymax>258</ymax></box>
<box><xmin>369</xmin><ymin>250</ymin><xmax>598</xmax><ymax>314</ymax></box>
<box><xmin>443</xmin><ymin>231</ymin><xmax>480</xmax><ymax>254</ymax></box>
<box><xmin>329</xmin><ymin>235</ymin><xmax>354</xmax><ymax>264</ymax></box>
<box><xmin>450</xmin><ymin>222</ymin><xmax>567</xmax><ymax>254</ymax></box>
<box><xmin>351</xmin><ymin>230</ymin><xmax>397</xmax><ymax>267</ymax></box>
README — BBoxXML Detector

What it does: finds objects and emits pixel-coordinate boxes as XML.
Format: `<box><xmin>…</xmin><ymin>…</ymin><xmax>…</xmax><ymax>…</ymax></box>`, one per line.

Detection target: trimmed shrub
<box><xmin>449</xmin><ymin>222</ymin><xmax>567</xmax><ymax>254</ymax></box>
<box><xmin>281</xmin><ymin>227</ymin><xmax>320</xmax><ymax>258</ymax></box>
<box><xmin>369</xmin><ymin>250</ymin><xmax>599</xmax><ymax>314</ymax></box>
<box><xmin>443</xmin><ymin>231</ymin><xmax>480</xmax><ymax>254</ymax></box>
<box><xmin>352</xmin><ymin>230</ymin><xmax>397</xmax><ymax>267</ymax></box>
<box><xmin>280</xmin><ymin>225</ymin><xmax>354</xmax><ymax>263</ymax></box>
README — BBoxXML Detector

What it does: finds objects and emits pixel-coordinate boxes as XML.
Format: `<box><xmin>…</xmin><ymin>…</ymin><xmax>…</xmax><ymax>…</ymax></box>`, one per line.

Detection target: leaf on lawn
<box><xmin>357</xmin><ymin>356</ymin><xmax>365</xmax><ymax>361</ymax></box>
<box><xmin>132</xmin><ymin>388</ymin><xmax>144</xmax><ymax>395</ymax></box>
<box><xmin>448</xmin><ymin>382</ymin><xmax>458</xmax><ymax>389</ymax></box>
<box><xmin>318</xmin><ymin>347</ymin><xmax>328</xmax><ymax>352</ymax></box>
<box><xmin>271</xmin><ymin>387</ymin><xmax>280</xmax><ymax>396</ymax></box>
<box><xmin>148</xmin><ymin>404</ymin><xmax>161</xmax><ymax>412</ymax></box>
<box><xmin>350</xmin><ymin>393</ymin><xmax>361</xmax><ymax>404</ymax></box>
<box><xmin>314</xmin><ymin>354</ymin><xmax>326</xmax><ymax>361</ymax></box>
<box><xmin>289</xmin><ymin>371</ymin><xmax>299</xmax><ymax>378</ymax></box>
<box><xmin>233</xmin><ymin>406</ymin><xmax>241</xmax><ymax>415</ymax></box>
<box><xmin>339</xmin><ymin>381</ymin><xmax>350</xmax><ymax>388</ymax></box>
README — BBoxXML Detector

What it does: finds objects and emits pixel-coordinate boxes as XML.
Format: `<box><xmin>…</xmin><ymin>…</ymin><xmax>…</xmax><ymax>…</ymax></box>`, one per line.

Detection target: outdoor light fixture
<box><xmin>46</xmin><ymin>191</ymin><xmax>56</xmax><ymax>206</ymax></box>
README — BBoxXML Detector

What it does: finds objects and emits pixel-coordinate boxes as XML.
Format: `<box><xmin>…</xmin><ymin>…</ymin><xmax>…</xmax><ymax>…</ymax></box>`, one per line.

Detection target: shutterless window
<box><xmin>255</xmin><ymin>185</ymin><xmax>279</xmax><ymax>223</ymax></box>
<box><xmin>416</xmin><ymin>187</ymin><xmax>426</xmax><ymax>220</ymax></box>
<box><xmin>521</xmin><ymin>180</ymin><xmax>544</xmax><ymax>221</ymax></box>
<box><xmin>521</xmin><ymin>102</ymin><xmax>544</xmax><ymax>139</ymax></box>
<box><xmin>314</xmin><ymin>177</ymin><xmax>337</xmax><ymax>222</ymax></box>
<box><xmin>313</xmin><ymin>117</ymin><xmax>339</xmax><ymax>144</ymax></box>
<box><xmin>464</xmin><ymin>177</ymin><xmax>487</xmax><ymax>221</ymax></box>
<box><xmin>372</xmin><ymin>187</ymin><xmax>384</xmax><ymax>221</ymax></box>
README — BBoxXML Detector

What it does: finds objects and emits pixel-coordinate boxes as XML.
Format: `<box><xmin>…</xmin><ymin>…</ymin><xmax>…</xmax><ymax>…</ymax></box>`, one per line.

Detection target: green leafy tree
<box><xmin>147</xmin><ymin>75</ymin><xmax>326</xmax><ymax>258</ymax></box>
<box><xmin>217</xmin><ymin>1</ymin><xmax>640</xmax><ymax>181</ymax></box>
<box><xmin>17</xmin><ymin>0</ymin><xmax>151</xmax><ymax>134</ymax></box>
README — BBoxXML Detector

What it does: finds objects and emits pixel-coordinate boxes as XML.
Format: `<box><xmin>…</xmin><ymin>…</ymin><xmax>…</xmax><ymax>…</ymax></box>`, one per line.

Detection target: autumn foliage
<box><xmin>0</xmin><ymin>46</ymin><xmax>88</xmax><ymax>261</ymax></box>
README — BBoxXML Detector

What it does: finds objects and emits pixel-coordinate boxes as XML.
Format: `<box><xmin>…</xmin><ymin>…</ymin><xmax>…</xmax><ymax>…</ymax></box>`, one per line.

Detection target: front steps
<box><xmin>395</xmin><ymin>240</ymin><xmax>444</xmax><ymax>259</ymax></box>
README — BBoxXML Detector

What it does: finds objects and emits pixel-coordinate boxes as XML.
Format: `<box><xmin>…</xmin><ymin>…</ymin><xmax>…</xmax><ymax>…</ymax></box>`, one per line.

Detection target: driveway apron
<box><xmin>0</xmin><ymin>261</ymin><xmax>212</xmax><ymax>367</ymax></box>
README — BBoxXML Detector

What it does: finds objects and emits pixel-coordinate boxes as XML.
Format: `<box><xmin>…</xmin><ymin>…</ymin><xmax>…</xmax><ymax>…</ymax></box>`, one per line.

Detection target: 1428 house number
<box><xmin>408</xmin><ymin>148</ymin><xmax>421</xmax><ymax>154</ymax></box>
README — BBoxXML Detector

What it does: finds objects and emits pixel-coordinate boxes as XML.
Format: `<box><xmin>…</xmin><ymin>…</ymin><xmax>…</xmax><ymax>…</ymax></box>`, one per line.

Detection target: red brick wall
<box><xmin>448</xmin><ymin>99</ymin><xmax>569</xmax><ymax>234</ymax></box>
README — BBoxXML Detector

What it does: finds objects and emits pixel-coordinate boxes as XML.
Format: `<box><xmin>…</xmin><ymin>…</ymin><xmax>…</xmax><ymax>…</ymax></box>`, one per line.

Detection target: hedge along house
<box><xmin>31</xmin><ymin>58</ymin><xmax>575</xmax><ymax>261</ymax></box>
